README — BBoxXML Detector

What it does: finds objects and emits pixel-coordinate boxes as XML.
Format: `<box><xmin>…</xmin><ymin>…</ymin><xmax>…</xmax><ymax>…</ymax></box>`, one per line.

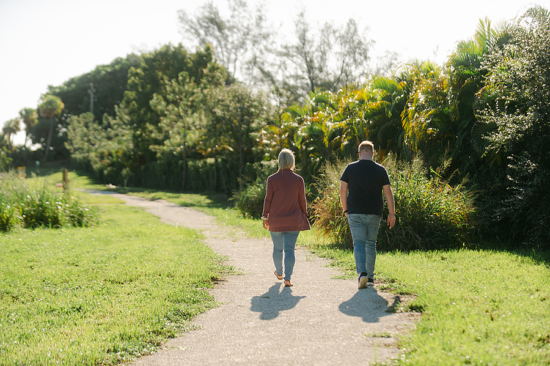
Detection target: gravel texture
<box><xmin>86</xmin><ymin>191</ymin><xmax>419</xmax><ymax>365</ymax></box>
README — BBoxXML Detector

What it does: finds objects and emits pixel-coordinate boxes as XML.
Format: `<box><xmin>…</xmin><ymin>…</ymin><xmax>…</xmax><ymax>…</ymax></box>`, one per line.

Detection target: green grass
<box><xmin>0</xmin><ymin>201</ymin><xmax>227</xmax><ymax>365</ymax></box>
<box><xmin>301</xmin><ymin>232</ymin><xmax>550</xmax><ymax>365</ymax></box>
<box><xmin>123</xmin><ymin>190</ymin><xmax>270</xmax><ymax>240</ymax></box>
<box><xmin>374</xmin><ymin>250</ymin><xmax>550</xmax><ymax>365</ymax></box>
<box><xmin>30</xmin><ymin>169</ymin><xmax>266</xmax><ymax>239</ymax></box>
<box><xmin>28</xmin><ymin>169</ymin><xmax>550</xmax><ymax>365</ymax></box>
<box><xmin>120</xmin><ymin>188</ymin><xmax>550</xmax><ymax>365</ymax></box>
<box><xmin>86</xmin><ymin>190</ymin><xmax>264</xmax><ymax>240</ymax></box>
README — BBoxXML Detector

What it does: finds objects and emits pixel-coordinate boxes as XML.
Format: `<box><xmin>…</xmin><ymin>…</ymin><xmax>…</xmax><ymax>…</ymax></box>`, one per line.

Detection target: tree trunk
<box><xmin>213</xmin><ymin>151</ymin><xmax>218</xmax><ymax>192</ymax></box>
<box><xmin>239</xmin><ymin>118</ymin><xmax>243</xmax><ymax>192</ymax></box>
<box><xmin>181</xmin><ymin>139</ymin><xmax>187</xmax><ymax>193</ymax></box>
<box><xmin>24</xmin><ymin>133</ymin><xmax>28</xmax><ymax>163</ymax></box>
<box><xmin>44</xmin><ymin>117</ymin><xmax>54</xmax><ymax>161</ymax></box>
<box><xmin>6</xmin><ymin>133</ymin><xmax>12</xmax><ymax>151</ymax></box>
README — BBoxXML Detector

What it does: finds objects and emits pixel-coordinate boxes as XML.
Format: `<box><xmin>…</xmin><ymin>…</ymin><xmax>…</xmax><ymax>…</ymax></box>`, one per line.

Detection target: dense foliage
<box><xmin>48</xmin><ymin>54</ymin><xmax>141</xmax><ymax>122</ymax></box>
<box><xmin>310</xmin><ymin>157</ymin><xmax>474</xmax><ymax>251</ymax></box>
<box><xmin>4</xmin><ymin>5</ymin><xmax>550</xmax><ymax>247</ymax></box>
<box><xmin>476</xmin><ymin>7</ymin><xmax>550</xmax><ymax>246</ymax></box>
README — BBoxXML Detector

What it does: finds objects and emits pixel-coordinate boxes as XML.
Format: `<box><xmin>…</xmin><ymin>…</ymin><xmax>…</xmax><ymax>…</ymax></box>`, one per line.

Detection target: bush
<box><xmin>234</xmin><ymin>160</ymin><xmax>278</xmax><ymax>218</ymax></box>
<box><xmin>235</xmin><ymin>181</ymin><xmax>267</xmax><ymax>218</ymax></box>
<box><xmin>0</xmin><ymin>201</ymin><xmax>18</xmax><ymax>232</ymax></box>
<box><xmin>0</xmin><ymin>173</ymin><xmax>96</xmax><ymax>232</ymax></box>
<box><xmin>17</xmin><ymin>187</ymin><xmax>65</xmax><ymax>228</ymax></box>
<box><xmin>311</xmin><ymin>156</ymin><xmax>475</xmax><ymax>251</ymax></box>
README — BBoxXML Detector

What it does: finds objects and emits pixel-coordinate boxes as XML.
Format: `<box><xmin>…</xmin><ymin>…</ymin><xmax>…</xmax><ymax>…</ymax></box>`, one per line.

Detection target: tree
<box><xmin>38</xmin><ymin>95</ymin><xmax>64</xmax><ymax>161</ymax></box>
<box><xmin>48</xmin><ymin>54</ymin><xmax>141</xmax><ymax>122</ymax></box>
<box><xmin>178</xmin><ymin>0</ymin><xmax>273</xmax><ymax>83</ymax></box>
<box><xmin>2</xmin><ymin>118</ymin><xmax>21</xmax><ymax>150</ymax></box>
<box><xmin>65</xmin><ymin>112</ymin><xmax>106</xmax><ymax>169</ymax></box>
<box><xmin>478</xmin><ymin>6</ymin><xmax>550</xmax><ymax>246</ymax></box>
<box><xmin>119</xmin><ymin>44</ymin><xmax>217</xmax><ymax>183</ymax></box>
<box><xmin>207</xmin><ymin>84</ymin><xmax>270</xmax><ymax>189</ymax></box>
<box><xmin>149</xmin><ymin>64</ymin><xmax>225</xmax><ymax>192</ymax></box>
<box><xmin>280</xmin><ymin>13</ymin><xmax>373</xmax><ymax>98</ymax></box>
<box><xmin>19</xmin><ymin>108</ymin><xmax>38</xmax><ymax>162</ymax></box>
<box><xmin>0</xmin><ymin>142</ymin><xmax>11</xmax><ymax>171</ymax></box>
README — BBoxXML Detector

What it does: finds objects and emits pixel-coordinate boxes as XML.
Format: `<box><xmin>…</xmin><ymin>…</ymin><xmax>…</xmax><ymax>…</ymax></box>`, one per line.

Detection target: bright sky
<box><xmin>1</xmin><ymin>0</ymin><xmax>548</xmax><ymax>145</ymax></box>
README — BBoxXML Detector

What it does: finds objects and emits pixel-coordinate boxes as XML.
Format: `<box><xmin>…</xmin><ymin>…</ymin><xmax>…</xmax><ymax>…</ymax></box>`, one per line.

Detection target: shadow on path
<box><xmin>251</xmin><ymin>283</ymin><xmax>306</xmax><ymax>320</ymax></box>
<box><xmin>339</xmin><ymin>288</ymin><xmax>398</xmax><ymax>323</ymax></box>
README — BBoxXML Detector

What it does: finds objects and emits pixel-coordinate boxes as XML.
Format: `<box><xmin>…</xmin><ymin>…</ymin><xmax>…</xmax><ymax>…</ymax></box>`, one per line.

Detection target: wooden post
<box><xmin>62</xmin><ymin>169</ymin><xmax>69</xmax><ymax>196</ymax></box>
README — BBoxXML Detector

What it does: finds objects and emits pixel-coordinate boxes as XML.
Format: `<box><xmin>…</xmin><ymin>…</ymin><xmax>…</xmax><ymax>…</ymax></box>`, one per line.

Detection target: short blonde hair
<box><xmin>278</xmin><ymin>149</ymin><xmax>295</xmax><ymax>171</ymax></box>
<box><xmin>358</xmin><ymin>140</ymin><xmax>374</xmax><ymax>154</ymax></box>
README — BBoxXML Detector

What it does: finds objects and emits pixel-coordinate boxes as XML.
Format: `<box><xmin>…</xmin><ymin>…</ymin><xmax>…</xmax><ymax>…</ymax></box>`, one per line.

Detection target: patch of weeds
<box><xmin>385</xmin><ymin>296</ymin><xmax>406</xmax><ymax>314</ymax></box>
<box><xmin>365</xmin><ymin>332</ymin><xmax>393</xmax><ymax>338</ymax></box>
<box><xmin>406</xmin><ymin>302</ymin><xmax>425</xmax><ymax>313</ymax></box>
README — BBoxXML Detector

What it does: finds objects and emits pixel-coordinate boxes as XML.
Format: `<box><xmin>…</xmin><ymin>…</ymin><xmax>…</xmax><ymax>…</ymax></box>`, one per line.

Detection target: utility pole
<box><xmin>88</xmin><ymin>83</ymin><xmax>96</xmax><ymax>118</ymax></box>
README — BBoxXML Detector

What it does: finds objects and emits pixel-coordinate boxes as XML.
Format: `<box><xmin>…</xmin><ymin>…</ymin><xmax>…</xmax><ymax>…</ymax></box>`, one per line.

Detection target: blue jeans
<box><xmin>270</xmin><ymin>231</ymin><xmax>300</xmax><ymax>280</ymax></box>
<box><xmin>347</xmin><ymin>214</ymin><xmax>381</xmax><ymax>278</ymax></box>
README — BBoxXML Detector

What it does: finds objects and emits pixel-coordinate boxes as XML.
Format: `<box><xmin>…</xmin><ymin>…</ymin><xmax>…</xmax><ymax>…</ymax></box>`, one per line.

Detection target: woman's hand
<box><xmin>262</xmin><ymin>219</ymin><xmax>269</xmax><ymax>230</ymax></box>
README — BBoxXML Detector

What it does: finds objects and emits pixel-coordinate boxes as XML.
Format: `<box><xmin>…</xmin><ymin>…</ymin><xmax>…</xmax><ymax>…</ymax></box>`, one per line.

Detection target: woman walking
<box><xmin>261</xmin><ymin>149</ymin><xmax>310</xmax><ymax>287</ymax></box>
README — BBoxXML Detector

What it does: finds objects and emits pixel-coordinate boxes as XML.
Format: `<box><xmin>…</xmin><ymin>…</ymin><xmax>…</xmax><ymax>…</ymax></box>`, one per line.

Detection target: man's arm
<box><xmin>382</xmin><ymin>184</ymin><xmax>396</xmax><ymax>229</ymax></box>
<box><xmin>340</xmin><ymin>180</ymin><xmax>349</xmax><ymax>217</ymax></box>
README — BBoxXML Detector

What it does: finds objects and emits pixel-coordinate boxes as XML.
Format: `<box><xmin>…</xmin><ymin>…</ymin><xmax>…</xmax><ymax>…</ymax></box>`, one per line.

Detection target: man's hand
<box><xmin>387</xmin><ymin>214</ymin><xmax>396</xmax><ymax>229</ymax></box>
<box><xmin>262</xmin><ymin>219</ymin><xmax>269</xmax><ymax>230</ymax></box>
<box><xmin>382</xmin><ymin>185</ymin><xmax>396</xmax><ymax>229</ymax></box>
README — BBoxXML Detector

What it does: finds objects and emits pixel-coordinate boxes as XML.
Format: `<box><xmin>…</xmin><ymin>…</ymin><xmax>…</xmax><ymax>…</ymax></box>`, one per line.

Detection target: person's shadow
<box><xmin>250</xmin><ymin>283</ymin><xmax>306</xmax><ymax>320</ymax></box>
<box><xmin>339</xmin><ymin>288</ymin><xmax>400</xmax><ymax>323</ymax></box>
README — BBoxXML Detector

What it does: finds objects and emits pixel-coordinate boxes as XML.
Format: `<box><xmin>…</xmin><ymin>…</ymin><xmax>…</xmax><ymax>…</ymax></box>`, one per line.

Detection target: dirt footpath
<box><xmin>87</xmin><ymin>191</ymin><xmax>419</xmax><ymax>365</ymax></box>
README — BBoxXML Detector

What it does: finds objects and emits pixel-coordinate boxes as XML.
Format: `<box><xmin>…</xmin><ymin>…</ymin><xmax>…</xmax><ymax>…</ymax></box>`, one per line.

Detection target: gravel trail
<box><xmin>87</xmin><ymin>190</ymin><xmax>419</xmax><ymax>365</ymax></box>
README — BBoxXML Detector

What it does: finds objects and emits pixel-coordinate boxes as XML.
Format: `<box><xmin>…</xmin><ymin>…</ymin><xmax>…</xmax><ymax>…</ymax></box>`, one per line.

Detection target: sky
<box><xmin>1</xmin><ymin>0</ymin><xmax>548</xmax><ymax>146</ymax></box>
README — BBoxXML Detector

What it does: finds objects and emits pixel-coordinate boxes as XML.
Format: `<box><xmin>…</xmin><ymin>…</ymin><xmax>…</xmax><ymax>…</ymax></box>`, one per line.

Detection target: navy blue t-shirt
<box><xmin>340</xmin><ymin>160</ymin><xmax>391</xmax><ymax>215</ymax></box>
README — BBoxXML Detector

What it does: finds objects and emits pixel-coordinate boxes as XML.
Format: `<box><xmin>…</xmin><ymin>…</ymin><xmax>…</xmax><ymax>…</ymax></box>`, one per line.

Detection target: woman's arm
<box><xmin>262</xmin><ymin>177</ymin><xmax>274</xmax><ymax>218</ymax></box>
<box><xmin>298</xmin><ymin>177</ymin><xmax>307</xmax><ymax>215</ymax></box>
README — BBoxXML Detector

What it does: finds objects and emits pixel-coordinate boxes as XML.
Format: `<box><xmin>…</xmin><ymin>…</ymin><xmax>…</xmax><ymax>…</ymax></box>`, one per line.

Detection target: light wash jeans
<box><xmin>347</xmin><ymin>214</ymin><xmax>381</xmax><ymax>278</ymax></box>
<box><xmin>270</xmin><ymin>231</ymin><xmax>300</xmax><ymax>280</ymax></box>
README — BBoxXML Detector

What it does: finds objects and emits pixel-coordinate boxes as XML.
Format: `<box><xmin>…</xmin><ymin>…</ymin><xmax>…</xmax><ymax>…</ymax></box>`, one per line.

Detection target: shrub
<box><xmin>17</xmin><ymin>186</ymin><xmax>65</xmax><ymax>228</ymax></box>
<box><xmin>235</xmin><ymin>181</ymin><xmax>267</xmax><ymax>218</ymax></box>
<box><xmin>65</xmin><ymin>197</ymin><xmax>94</xmax><ymax>227</ymax></box>
<box><xmin>0</xmin><ymin>202</ymin><xmax>18</xmax><ymax>232</ymax></box>
<box><xmin>234</xmin><ymin>160</ymin><xmax>278</xmax><ymax>218</ymax></box>
<box><xmin>0</xmin><ymin>174</ymin><xmax>20</xmax><ymax>232</ymax></box>
<box><xmin>0</xmin><ymin>173</ymin><xmax>96</xmax><ymax>232</ymax></box>
<box><xmin>311</xmin><ymin>156</ymin><xmax>475</xmax><ymax>251</ymax></box>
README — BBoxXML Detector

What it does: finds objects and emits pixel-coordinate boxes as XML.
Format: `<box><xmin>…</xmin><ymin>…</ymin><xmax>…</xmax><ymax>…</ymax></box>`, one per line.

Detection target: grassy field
<box><xmin>0</xmin><ymin>186</ymin><xmax>228</xmax><ymax>365</ymax></box>
<box><xmin>5</xmin><ymin>169</ymin><xmax>550</xmax><ymax>365</ymax></box>
<box><xmin>304</xmin><ymin>242</ymin><xmax>550</xmax><ymax>365</ymax></box>
<box><xmin>95</xmin><ymin>179</ymin><xmax>550</xmax><ymax>365</ymax></box>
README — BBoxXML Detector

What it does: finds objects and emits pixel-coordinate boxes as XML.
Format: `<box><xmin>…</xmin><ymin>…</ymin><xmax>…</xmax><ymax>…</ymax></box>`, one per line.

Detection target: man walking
<box><xmin>340</xmin><ymin>141</ymin><xmax>396</xmax><ymax>289</ymax></box>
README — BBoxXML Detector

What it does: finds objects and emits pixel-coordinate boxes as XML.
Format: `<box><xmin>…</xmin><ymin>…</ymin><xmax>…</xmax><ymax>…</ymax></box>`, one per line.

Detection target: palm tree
<box><xmin>38</xmin><ymin>95</ymin><xmax>64</xmax><ymax>161</ymax></box>
<box><xmin>19</xmin><ymin>108</ymin><xmax>38</xmax><ymax>162</ymax></box>
<box><xmin>400</xmin><ymin>60</ymin><xmax>453</xmax><ymax>161</ymax></box>
<box><xmin>2</xmin><ymin>118</ymin><xmax>21</xmax><ymax>150</ymax></box>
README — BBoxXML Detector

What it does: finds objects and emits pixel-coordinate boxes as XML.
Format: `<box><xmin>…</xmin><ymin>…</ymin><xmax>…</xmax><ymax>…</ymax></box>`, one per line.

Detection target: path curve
<box><xmin>86</xmin><ymin>191</ymin><xmax>419</xmax><ymax>365</ymax></box>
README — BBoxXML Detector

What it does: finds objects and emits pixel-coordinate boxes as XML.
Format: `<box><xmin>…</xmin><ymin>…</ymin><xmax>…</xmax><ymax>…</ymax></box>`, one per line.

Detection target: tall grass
<box><xmin>0</xmin><ymin>173</ymin><xmax>96</xmax><ymax>232</ymax></box>
<box><xmin>311</xmin><ymin>156</ymin><xmax>475</xmax><ymax>251</ymax></box>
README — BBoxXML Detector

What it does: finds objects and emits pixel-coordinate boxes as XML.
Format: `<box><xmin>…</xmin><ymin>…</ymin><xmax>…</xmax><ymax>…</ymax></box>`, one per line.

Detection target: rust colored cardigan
<box><xmin>262</xmin><ymin>169</ymin><xmax>311</xmax><ymax>232</ymax></box>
